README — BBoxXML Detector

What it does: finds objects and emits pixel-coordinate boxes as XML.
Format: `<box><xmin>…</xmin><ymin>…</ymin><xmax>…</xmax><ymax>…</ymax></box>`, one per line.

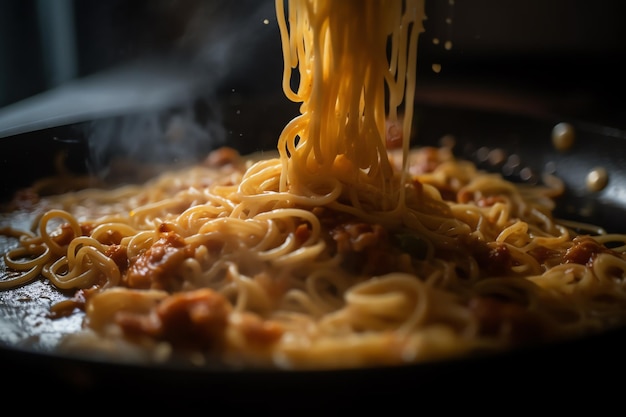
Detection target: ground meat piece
<box><xmin>468</xmin><ymin>295</ymin><xmax>550</xmax><ymax>345</ymax></box>
<box><xmin>116</xmin><ymin>288</ymin><xmax>232</xmax><ymax>349</ymax></box>
<box><xmin>331</xmin><ymin>222</ymin><xmax>386</xmax><ymax>253</ymax></box>
<box><xmin>294</xmin><ymin>223</ymin><xmax>312</xmax><ymax>247</ymax></box>
<box><xmin>125</xmin><ymin>231</ymin><xmax>193</xmax><ymax>290</ymax></box>
<box><xmin>51</xmin><ymin>222</ymin><xmax>94</xmax><ymax>246</ymax></box>
<box><xmin>234</xmin><ymin>312</ymin><xmax>284</xmax><ymax>347</ymax></box>
<box><xmin>563</xmin><ymin>236</ymin><xmax>613</xmax><ymax>266</ymax></box>
<box><xmin>48</xmin><ymin>287</ymin><xmax>99</xmax><ymax>318</ymax></box>
<box><xmin>203</xmin><ymin>146</ymin><xmax>242</xmax><ymax>167</ymax></box>
<box><xmin>469</xmin><ymin>240</ymin><xmax>513</xmax><ymax>276</ymax></box>
<box><xmin>105</xmin><ymin>244</ymin><xmax>129</xmax><ymax>273</ymax></box>
<box><xmin>329</xmin><ymin>221</ymin><xmax>398</xmax><ymax>275</ymax></box>
<box><xmin>97</xmin><ymin>229</ymin><xmax>124</xmax><ymax>246</ymax></box>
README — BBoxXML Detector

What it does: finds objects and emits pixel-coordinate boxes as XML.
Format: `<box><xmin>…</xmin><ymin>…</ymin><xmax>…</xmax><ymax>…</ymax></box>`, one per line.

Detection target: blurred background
<box><xmin>0</xmin><ymin>0</ymin><xmax>625</xmax><ymax>137</ymax></box>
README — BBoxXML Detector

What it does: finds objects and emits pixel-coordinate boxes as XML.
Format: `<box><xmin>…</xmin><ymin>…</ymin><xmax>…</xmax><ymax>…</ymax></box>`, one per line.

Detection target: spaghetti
<box><xmin>2</xmin><ymin>0</ymin><xmax>626</xmax><ymax>370</ymax></box>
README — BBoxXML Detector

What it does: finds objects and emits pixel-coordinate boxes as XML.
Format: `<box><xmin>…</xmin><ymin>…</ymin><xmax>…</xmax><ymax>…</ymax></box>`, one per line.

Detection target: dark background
<box><xmin>0</xmin><ymin>0</ymin><xmax>625</xmax><ymax>127</ymax></box>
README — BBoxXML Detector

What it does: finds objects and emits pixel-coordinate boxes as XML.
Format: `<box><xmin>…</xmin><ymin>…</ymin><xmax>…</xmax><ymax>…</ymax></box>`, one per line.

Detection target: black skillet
<box><xmin>1</xmin><ymin>80</ymin><xmax>626</xmax><ymax>410</ymax></box>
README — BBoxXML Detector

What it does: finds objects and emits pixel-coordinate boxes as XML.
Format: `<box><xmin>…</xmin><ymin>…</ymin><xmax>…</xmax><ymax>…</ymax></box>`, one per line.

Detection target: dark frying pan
<box><xmin>1</xmin><ymin>80</ymin><xmax>626</xmax><ymax>410</ymax></box>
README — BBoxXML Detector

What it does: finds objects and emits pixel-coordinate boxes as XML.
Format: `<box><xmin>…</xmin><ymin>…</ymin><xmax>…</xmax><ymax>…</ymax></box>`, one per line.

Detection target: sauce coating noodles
<box><xmin>2</xmin><ymin>0</ymin><xmax>626</xmax><ymax>370</ymax></box>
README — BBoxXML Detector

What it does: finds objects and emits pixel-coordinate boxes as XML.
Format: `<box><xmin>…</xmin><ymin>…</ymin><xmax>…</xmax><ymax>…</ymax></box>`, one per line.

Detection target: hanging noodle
<box><xmin>2</xmin><ymin>0</ymin><xmax>626</xmax><ymax>370</ymax></box>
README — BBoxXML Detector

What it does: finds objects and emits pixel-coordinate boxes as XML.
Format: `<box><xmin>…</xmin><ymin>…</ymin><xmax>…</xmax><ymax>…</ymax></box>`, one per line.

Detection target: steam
<box><xmin>181</xmin><ymin>1</ymin><xmax>278</xmax><ymax>82</ymax></box>
<box><xmin>83</xmin><ymin>0</ymin><xmax>279</xmax><ymax>183</ymax></box>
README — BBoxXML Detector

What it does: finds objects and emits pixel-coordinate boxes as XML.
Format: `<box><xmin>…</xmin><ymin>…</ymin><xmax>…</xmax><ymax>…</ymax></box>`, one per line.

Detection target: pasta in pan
<box><xmin>2</xmin><ymin>0</ymin><xmax>626</xmax><ymax>370</ymax></box>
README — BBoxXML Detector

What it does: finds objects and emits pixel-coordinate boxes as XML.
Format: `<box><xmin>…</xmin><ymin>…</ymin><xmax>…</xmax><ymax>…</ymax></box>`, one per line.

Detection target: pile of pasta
<box><xmin>2</xmin><ymin>0</ymin><xmax>626</xmax><ymax>370</ymax></box>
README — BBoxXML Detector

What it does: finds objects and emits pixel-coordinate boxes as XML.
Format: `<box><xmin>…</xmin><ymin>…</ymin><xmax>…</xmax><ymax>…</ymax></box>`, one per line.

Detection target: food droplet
<box><xmin>444</xmin><ymin>40</ymin><xmax>453</xmax><ymax>50</ymax></box>
<box><xmin>519</xmin><ymin>167</ymin><xmax>534</xmax><ymax>182</ymax></box>
<box><xmin>476</xmin><ymin>147</ymin><xmax>489</xmax><ymax>162</ymax></box>
<box><xmin>488</xmin><ymin>148</ymin><xmax>507</xmax><ymax>165</ymax></box>
<box><xmin>432</xmin><ymin>64</ymin><xmax>442</xmax><ymax>73</ymax></box>
<box><xmin>433</xmin><ymin>38</ymin><xmax>440</xmax><ymax>45</ymax></box>
<box><xmin>507</xmin><ymin>154</ymin><xmax>521</xmax><ymax>168</ymax></box>
<box><xmin>586</xmin><ymin>167</ymin><xmax>608</xmax><ymax>192</ymax></box>
<box><xmin>502</xmin><ymin>154</ymin><xmax>520</xmax><ymax>176</ymax></box>
<box><xmin>552</xmin><ymin>122</ymin><xmax>575</xmax><ymax>151</ymax></box>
